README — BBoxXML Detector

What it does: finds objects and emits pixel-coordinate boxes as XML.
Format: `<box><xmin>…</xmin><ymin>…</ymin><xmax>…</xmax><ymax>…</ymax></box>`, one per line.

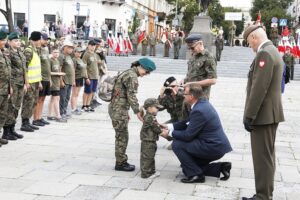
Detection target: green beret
<box><xmin>0</xmin><ymin>31</ymin><xmax>7</xmax><ymax>40</ymax></box>
<box><xmin>143</xmin><ymin>98</ymin><xmax>163</xmax><ymax>109</ymax></box>
<box><xmin>138</xmin><ymin>57</ymin><xmax>156</xmax><ymax>72</ymax></box>
<box><xmin>185</xmin><ymin>34</ymin><xmax>203</xmax><ymax>44</ymax></box>
<box><xmin>243</xmin><ymin>25</ymin><xmax>262</xmax><ymax>40</ymax></box>
<box><xmin>8</xmin><ymin>32</ymin><xmax>20</xmax><ymax>40</ymax></box>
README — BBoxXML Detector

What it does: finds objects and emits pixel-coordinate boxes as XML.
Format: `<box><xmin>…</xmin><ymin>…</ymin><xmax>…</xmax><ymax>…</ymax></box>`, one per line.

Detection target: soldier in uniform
<box><xmin>242</xmin><ymin>25</ymin><xmax>285</xmax><ymax>200</ymax></box>
<box><xmin>32</xmin><ymin>33</ymin><xmax>51</xmax><ymax>126</ymax></box>
<box><xmin>270</xmin><ymin>26</ymin><xmax>278</xmax><ymax>47</ymax></box>
<box><xmin>173</xmin><ymin>32</ymin><xmax>181</xmax><ymax>59</ymax></box>
<box><xmin>140</xmin><ymin>98</ymin><xmax>163</xmax><ymax>179</ymax></box>
<box><xmin>228</xmin><ymin>21</ymin><xmax>236</xmax><ymax>47</ymax></box>
<box><xmin>163</xmin><ymin>28</ymin><xmax>171</xmax><ymax>57</ymax></box>
<box><xmin>3</xmin><ymin>32</ymin><xmax>26</xmax><ymax>140</ymax></box>
<box><xmin>184</xmin><ymin>34</ymin><xmax>217</xmax><ymax>99</ymax></box>
<box><xmin>131</xmin><ymin>32</ymin><xmax>139</xmax><ymax>55</ymax></box>
<box><xmin>108</xmin><ymin>57</ymin><xmax>156</xmax><ymax>172</ymax></box>
<box><xmin>20</xmin><ymin>31</ymin><xmax>43</xmax><ymax>132</ymax></box>
<box><xmin>283</xmin><ymin>48</ymin><xmax>295</xmax><ymax>81</ymax></box>
<box><xmin>215</xmin><ymin>34</ymin><xmax>224</xmax><ymax>61</ymax></box>
<box><xmin>0</xmin><ymin>31</ymin><xmax>10</xmax><ymax>146</ymax></box>
<box><xmin>141</xmin><ymin>33</ymin><xmax>148</xmax><ymax>56</ymax></box>
<box><xmin>148</xmin><ymin>31</ymin><xmax>156</xmax><ymax>56</ymax></box>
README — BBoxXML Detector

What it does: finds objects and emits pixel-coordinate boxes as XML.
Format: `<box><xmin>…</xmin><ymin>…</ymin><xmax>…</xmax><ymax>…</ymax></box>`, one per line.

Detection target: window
<box><xmin>105</xmin><ymin>18</ymin><xmax>116</xmax><ymax>35</ymax></box>
<box><xmin>44</xmin><ymin>14</ymin><xmax>56</xmax><ymax>24</ymax></box>
<box><xmin>74</xmin><ymin>16</ymin><xmax>86</xmax><ymax>28</ymax></box>
<box><xmin>14</xmin><ymin>12</ymin><xmax>25</xmax><ymax>29</ymax></box>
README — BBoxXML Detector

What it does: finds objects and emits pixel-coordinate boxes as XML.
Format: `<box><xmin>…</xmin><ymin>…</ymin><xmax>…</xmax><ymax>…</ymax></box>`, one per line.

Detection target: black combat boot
<box><xmin>20</xmin><ymin>119</ymin><xmax>34</xmax><ymax>132</ymax></box>
<box><xmin>2</xmin><ymin>126</ymin><xmax>17</xmax><ymax>140</ymax></box>
<box><xmin>0</xmin><ymin>129</ymin><xmax>8</xmax><ymax>145</ymax></box>
<box><xmin>10</xmin><ymin>124</ymin><xmax>24</xmax><ymax>139</ymax></box>
<box><xmin>115</xmin><ymin>162</ymin><xmax>135</xmax><ymax>172</ymax></box>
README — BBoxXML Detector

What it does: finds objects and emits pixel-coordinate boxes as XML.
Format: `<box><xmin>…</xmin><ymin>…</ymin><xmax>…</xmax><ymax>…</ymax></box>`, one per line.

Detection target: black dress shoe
<box><xmin>181</xmin><ymin>175</ymin><xmax>205</xmax><ymax>183</ymax></box>
<box><xmin>242</xmin><ymin>195</ymin><xmax>256</xmax><ymax>200</ymax></box>
<box><xmin>32</xmin><ymin>120</ymin><xmax>45</xmax><ymax>127</ymax></box>
<box><xmin>20</xmin><ymin>124</ymin><xmax>34</xmax><ymax>132</ymax></box>
<box><xmin>115</xmin><ymin>162</ymin><xmax>135</xmax><ymax>171</ymax></box>
<box><xmin>28</xmin><ymin>123</ymin><xmax>39</xmax><ymax>130</ymax></box>
<box><xmin>40</xmin><ymin>118</ymin><xmax>50</xmax><ymax>125</ymax></box>
<box><xmin>220</xmin><ymin>162</ymin><xmax>231</xmax><ymax>181</ymax></box>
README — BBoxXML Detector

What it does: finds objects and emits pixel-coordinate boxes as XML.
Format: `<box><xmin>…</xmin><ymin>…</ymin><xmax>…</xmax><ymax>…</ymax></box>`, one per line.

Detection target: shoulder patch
<box><xmin>259</xmin><ymin>60</ymin><xmax>265</xmax><ymax>68</ymax></box>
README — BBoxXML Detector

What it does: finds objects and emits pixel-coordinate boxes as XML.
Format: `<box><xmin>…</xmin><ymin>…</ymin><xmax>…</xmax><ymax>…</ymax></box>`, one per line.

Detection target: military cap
<box><xmin>164</xmin><ymin>76</ymin><xmax>176</xmax><ymax>87</ymax></box>
<box><xmin>243</xmin><ymin>25</ymin><xmax>262</xmax><ymax>40</ymax></box>
<box><xmin>143</xmin><ymin>98</ymin><xmax>163</xmax><ymax>109</ymax></box>
<box><xmin>41</xmin><ymin>33</ymin><xmax>49</xmax><ymax>40</ymax></box>
<box><xmin>138</xmin><ymin>57</ymin><xmax>156</xmax><ymax>72</ymax></box>
<box><xmin>185</xmin><ymin>34</ymin><xmax>203</xmax><ymax>44</ymax></box>
<box><xmin>74</xmin><ymin>47</ymin><xmax>84</xmax><ymax>52</ymax></box>
<box><xmin>8</xmin><ymin>32</ymin><xmax>20</xmax><ymax>40</ymax></box>
<box><xmin>29</xmin><ymin>31</ymin><xmax>42</xmax><ymax>41</ymax></box>
<box><xmin>88</xmin><ymin>40</ymin><xmax>96</xmax><ymax>46</ymax></box>
<box><xmin>0</xmin><ymin>31</ymin><xmax>7</xmax><ymax>40</ymax></box>
<box><xmin>94</xmin><ymin>38</ymin><xmax>102</xmax><ymax>45</ymax></box>
<box><xmin>62</xmin><ymin>40</ymin><xmax>74</xmax><ymax>48</ymax></box>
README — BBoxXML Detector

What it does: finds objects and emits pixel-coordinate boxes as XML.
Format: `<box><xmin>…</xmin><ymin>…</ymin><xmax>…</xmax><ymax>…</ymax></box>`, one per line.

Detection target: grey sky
<box><xmin>219</xmin><ymin>0</ymin><xmax>252</xmax><ymax>9</ymax></box>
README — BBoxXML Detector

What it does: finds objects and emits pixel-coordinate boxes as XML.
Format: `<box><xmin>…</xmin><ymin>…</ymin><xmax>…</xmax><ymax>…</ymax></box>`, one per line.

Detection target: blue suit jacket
<box><xmin>172</xmin><ymin>99</ymin><xmax>232</xmax><ymax>157</ymax></box>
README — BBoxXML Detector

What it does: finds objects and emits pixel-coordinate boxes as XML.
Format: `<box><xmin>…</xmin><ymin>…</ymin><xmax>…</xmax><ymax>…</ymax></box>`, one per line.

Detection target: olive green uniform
<box><xmin>282</xmin><ymin>52</ymin><xmax>294</xmax><ymax>81</ymax></box>
<box><xmin>140</xmin><ymin>112</ymin><xmax>161</xmax><ymax>178</ymax></box>
<box><xmin>173</xmin><ymin>35</ymin><xmax>181</xmax><ymax>59</ymax></box>
<box><xmin>5</xmin><ymin>47</ymin><xmax>26</xmax><ymax>126</ymax></box>
<box><xmin>40</xmin><ymin>46</ymin><xmax>51</xmax><ymax>82</ymax></box>
<box><xmin>73</xmin><ymin>57</ymin><xmax>87</xmax><ymax>80</ymax></box>
<box><xmin>131</xmin><ymin>33</ymin><xmax>138</xmax><ymax>55</ymax></box>
<box><xmin>50</xmin><ymin>58</ymin><xmax>62</xmax><ymax>91</ymax></box>
<box><xmin>0</xmin><ymin>49</ymin><xmax>11</xmax><ymax>130</ymax></box>
<box><xmin>215</xmin><ymin>37</ymin><xmax>224</xmax><ymax>61</ymax></box>
<box><xmin>148</xmin><ymin>34</ymin><xmax>156</xmax><ymax>56</ymax></box>
<box><xmin>21</xmin><ymin>46</ymin><xmax>40</xmax><ymax>122</ymax></box>
<box><xmin>82</xmin><ymin>51</ymin><xmax>99</xmax><ymax>80</ymax></box>
<box><xmin>141</xmin><ymin>38</ymin><xmax>148</xmax><ymax>56</ymax></box>
<box><xmin>108</xmin><ymin>67</ymin><xmax>140</xmax><ymax>165</ymax></box>
<box><xmin>244</xmin><ymin>41</ymin><xmax>285</xmax><ymax>200</ymax></box>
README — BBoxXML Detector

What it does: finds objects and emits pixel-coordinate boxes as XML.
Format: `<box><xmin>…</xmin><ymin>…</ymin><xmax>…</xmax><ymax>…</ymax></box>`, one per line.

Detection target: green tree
<box><xmin>131</xmin><ymin>11</ymin><xmax>140</xmax><ymax>34</ymax></box>
<box><xmin>250</xmin><ymin>0</ymin><xmax>293</xmax><ymax>36</ymax></box>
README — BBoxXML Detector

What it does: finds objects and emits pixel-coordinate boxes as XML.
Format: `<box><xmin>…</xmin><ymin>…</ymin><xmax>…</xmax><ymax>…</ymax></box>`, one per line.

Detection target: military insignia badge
<box><xmin>259</xmin><ymin>60</ymin><xmax>265</xmax><ymax>68</ymax></box>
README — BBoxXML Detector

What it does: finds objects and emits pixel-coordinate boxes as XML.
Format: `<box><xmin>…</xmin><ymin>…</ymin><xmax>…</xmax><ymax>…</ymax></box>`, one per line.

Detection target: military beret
<box><xmin>41</xmin><ymin>33</ymin><xmax>49</xmax><ymax>40</ymax></box>
<box><xmin>164</xmin><ymin>76</ymin><xmax>176</xmax><ymax>87</ymax></box>
<box><xmin>8</xmin><ymin>32</ymin><xmax>20</xmax><ymax>40</ymax></box>
<box><xmin>0</xmin><ymin>31</ymin><xmax>7</xmax><ymax>40</ymax></box>
<box><xmin>143</xmin><ymin>98</ymin><xmax>163</xmax><ymax>109</ymax></box>
<box><xmin>185</xmin><ymin>34</ymin><xmax>203</xmax><ymax>44</ymax></box>
<box><xmin>88</xmin><ymin>40</ymin><xmax>96</xmax><ymax>46</ymax></box>
<box><xmin>138</xmin><ymin>57</ymin><xmax>156</xmax><ymax>72</ymax></box>
<box><xmin>243</xmin><ymin>25</ymin><xmax>262</xmax><ymax>40</ymax></box>
<box><xmin>29</xmin><ymin>31</ymin><xmax>42</xmax><ymax>41</ymax></box>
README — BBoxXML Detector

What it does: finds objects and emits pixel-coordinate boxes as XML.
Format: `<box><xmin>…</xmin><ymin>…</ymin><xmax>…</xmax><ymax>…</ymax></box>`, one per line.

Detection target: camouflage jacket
<box><xmin>158</xmin><ymin>89</ymin><xmax>185</xmax><ymax>122</ymax></box>
<box><xmin>140</xmin><ymin>112</ymin><xmax>162</xmax><ymax>142</ymax></box>
<box><xmin>8</xmin><ymin>47</ymin><xmax>26</xmax><ymax>86</ymax></box>
<box><xmin>184</xmin><ymin>49</ymin><xmax>217</xmax><ymax>98</ymax></box>
<box><xmin>110</xmin><ymin>67</ymin><xmax>140</xmax><ymax>114</ymax></box>
<box><xmin>0</xmin><ymin>49</ymin><xmax>11</xmax><ymax>95</ymax></box>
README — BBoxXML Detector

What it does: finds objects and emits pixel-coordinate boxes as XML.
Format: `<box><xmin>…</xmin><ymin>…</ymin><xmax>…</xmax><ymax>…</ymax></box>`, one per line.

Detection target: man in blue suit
<box><xmin>161</xmin><ymin>84</ymin><xmax>232</xmax><ymax>183</ymax></box>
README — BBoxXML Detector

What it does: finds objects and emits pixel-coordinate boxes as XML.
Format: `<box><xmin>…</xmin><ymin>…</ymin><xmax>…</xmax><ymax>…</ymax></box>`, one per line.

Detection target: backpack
<box><xmin>98</xmin><ymin>70</ymin><xmax>129</xmax><ymax>102</ymax></box>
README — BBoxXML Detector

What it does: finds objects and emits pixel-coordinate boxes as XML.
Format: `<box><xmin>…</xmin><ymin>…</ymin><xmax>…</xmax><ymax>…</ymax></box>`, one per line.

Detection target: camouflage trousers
<box><xmin>108</xmin><ymin>104</ymin><xmax>129</xmax><ymax>165</ymax></box>
<box><xmin>140</xmin><ymin>141</ymin><xmax>157</xmax><ymax>178</ymax></box>
<box><xmin>5</xmin><ymin>84</ymin><xmax>24</xmax><ymax>126</ymax></box>
<box><xmin>0</xmin><ymin>95</ymin><xmax>8</xmax><ymax>129</ymax></box>
<box><xmin>21</xmin><ymin>82</ymin><xmax>39</xmax><ymax>121</ymax></box>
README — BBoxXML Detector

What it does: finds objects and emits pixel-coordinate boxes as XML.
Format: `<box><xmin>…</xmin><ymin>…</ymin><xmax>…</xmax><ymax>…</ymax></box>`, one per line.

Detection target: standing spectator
<box><xmin>20</xmin><ymin>31</ymin><xmax>42</xmax><ymax>132</ymax></box>
<box><xmin>83</xmin><ymin>16</ymin><xmax>91</xmax><ymax>40</ymax></box>
<box><xmin>70</xmin><ymin>21</ymin><xmax>77</xmax><ymax>39</ymax></box>
<box><xmin>131</xmin><ymin>31</ymin><xmax>139</xmax><ymax>55</ymax></box>
<box><xmin>283</xmin><ymin>48</ymin><xmax>295</xmax><ymax>81</ymax></box>
<box><xmin>101</xmin><ymin>22</ymin><xmax>108</xmax><ymax>41</ymax></box>
<box><xmin>59</xmin><ymin>41</ymin><xmax>75</xmax><ymax>118</ymax></box>
<box><xmin>32</xmin><ymin>33</ymin><xmax>51</xmax><ymax>126</ymax></box>
<box><xmin>22</xmin><ymin>20</ymin><xmax>28</xmax><ymax>37</ymax></box>
<box><xmin>41</xmin><ymin>22</ymin><xmax>50</xmax><ymax>36</ymax></box>
<box><xmin>71</xmin><ymin>47</ymin><xmax>87</xmax><ymax>114</ymax></box>
<box><xmin>92</xmin><ymin>20</ymin><xmax>99</xmax><ymax>38</ymax></box>
<box><xmin>173</xmin><ymin>32</ymin><xmax>181</xmax><ymax>59</ymax></box>
<box><xmin>82</xmin><ymin>40</ymin><xmax>98</xmax><ymax>112</ymax></box>
<box><xmin>49</xmin><ymin>22</ymin><xmax>56</xmax><ymax>39</ymax></box>
<box><xmin>242</xmin><ymin>25</ymin><xmax>285</xmax><ymax>200</ymax></box>
<box><xmin>141</xmin><ymin>32</ymin><xmax>148</xmax><ymax>56</ymax></box>
<box><xmin>48</xmin><ymin>48</ymin><xmax>67</xmax><ymax>122</ymax></box>
<box><xmin>117</xmin><ymin>22</ymin><xmax>124</xmax><ymax>38</ymax></box>
<box><xmin>215</xmin><ymin>34</ymin><xmax>224</xmax><ymax>61</ymax></box>
<box><xmin>148</xmin><ymin>31</ymin><xmax>156</xmax><ymax>56</ymax></box>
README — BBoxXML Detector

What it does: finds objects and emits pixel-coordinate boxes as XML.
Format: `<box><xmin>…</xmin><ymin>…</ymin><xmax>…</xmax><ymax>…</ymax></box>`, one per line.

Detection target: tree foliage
<box><xmin>250</xmin><ymin>0</ymin><xmax>294</xmax><ymax>36</ymax></box>
<box><xmin>132</xmin><ymin>11</ymin><xmax>140</xmax><ymax>34</ymax></box>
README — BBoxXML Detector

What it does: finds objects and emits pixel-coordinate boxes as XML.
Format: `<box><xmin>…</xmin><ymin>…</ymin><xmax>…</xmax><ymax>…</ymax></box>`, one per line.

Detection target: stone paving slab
<box><xmin>23</xmin><ymin>182</ymin><xmax>79</xmax><ymax>196</ymax></box>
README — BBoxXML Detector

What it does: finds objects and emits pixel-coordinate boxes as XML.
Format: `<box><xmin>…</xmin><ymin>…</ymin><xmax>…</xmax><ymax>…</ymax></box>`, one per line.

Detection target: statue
<box><xmin>228</xmin><ymin>21</ymin><xmax>236</xmax><ymax>47</ymax></box>
<box><xmin>197</xmin><ymin>0</ymin><xmax>211</xmax><ymax>15</ymax></box>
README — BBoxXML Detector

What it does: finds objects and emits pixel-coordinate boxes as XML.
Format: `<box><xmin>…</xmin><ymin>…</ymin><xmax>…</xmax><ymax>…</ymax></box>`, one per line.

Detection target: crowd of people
<box><xmin>0</xmin><ymin>20</ymin><xmax>286</xmax><ymax>200</ymax></box>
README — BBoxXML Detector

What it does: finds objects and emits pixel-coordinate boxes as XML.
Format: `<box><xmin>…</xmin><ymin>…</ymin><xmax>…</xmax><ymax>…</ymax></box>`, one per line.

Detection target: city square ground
<box><xmin>0</xmin><ymin>46</ymin><xmax>299</xmax><ymax>200</ymax></box>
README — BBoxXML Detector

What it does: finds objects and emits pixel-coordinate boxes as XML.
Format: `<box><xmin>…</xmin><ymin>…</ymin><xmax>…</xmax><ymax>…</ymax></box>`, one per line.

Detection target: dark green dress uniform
<box><xmin>108</xmin><ymin>58</ymin><xmax>156</xmax><ymax>171</ymax></box>
<box><xmin>140</xmin><ymin>110</ymin><xmax>162</xmax><ymax>178</ymax></box>
<box><xmin>141</xmin><ymin>37</ymin><xmax>148</xmax><ymax>56</ymax></box>
<box><xmin>131</xmin><ymin>33</ymin><xmax>138</xmax><ymax>55</ymax></box>
<box><xmin>5</xmin><ymin>42</ymin><xmax>26</xmax><ymax>139</ymax></box>
<box><xmin>173</xmin><ymin>34</ymin><xmax>181</xmax><ymax>59</ymax></box>
<box><xmin>215</xmin><ymin>36</ymin><xmax>224</xmax><ymax>61</ymax></box>
<box><xmin>148</xmin><ymin>33</ymin><xmax>156</xmax><ymax>56</ymax></box>
<box><xmin>184</xmin><ymin>49</ymin><xmax>217</xmax><ymax>99</ymax></box>
<box><xmin>282</xmin><ymin>51</ymin><xmax>294</xmax><ymax>81</ymax></box>
<box><xmin>243</xmin><ymin>25</ymin><xmax>285</xmax><ymax>200</ymax></box>
<box><xmin>0</xmin><ymin>46</ymin><xmax>11</xmax><ymax>140</ymax></box>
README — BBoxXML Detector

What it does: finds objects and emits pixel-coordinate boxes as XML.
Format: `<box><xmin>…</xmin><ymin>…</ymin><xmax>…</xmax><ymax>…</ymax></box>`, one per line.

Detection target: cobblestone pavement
<box><xmin>0</xmin><ymin>47</ymin><xmax>299</xmax><ymax>200</ymax></box>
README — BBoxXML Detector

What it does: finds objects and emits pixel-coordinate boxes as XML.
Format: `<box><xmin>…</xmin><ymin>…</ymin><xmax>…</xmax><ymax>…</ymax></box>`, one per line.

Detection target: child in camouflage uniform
<box><xmin>140</xmin><ymin>98</ymin><xmax>163</xmax><ymax>179</ymax></box>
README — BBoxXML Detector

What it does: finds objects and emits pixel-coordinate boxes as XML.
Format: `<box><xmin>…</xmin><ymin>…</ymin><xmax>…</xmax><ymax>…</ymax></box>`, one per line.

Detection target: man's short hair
<box><xmin>186</xmin><ymin>84</ymin><xmax>203</xmax><ymax>99</ymax></box>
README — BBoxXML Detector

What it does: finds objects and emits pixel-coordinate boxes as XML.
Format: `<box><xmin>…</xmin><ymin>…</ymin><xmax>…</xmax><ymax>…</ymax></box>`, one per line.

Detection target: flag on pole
<box><xmin>255</xmin><ymin>11</ymin><xmax>261</xmax><ymax>26</ymax></box>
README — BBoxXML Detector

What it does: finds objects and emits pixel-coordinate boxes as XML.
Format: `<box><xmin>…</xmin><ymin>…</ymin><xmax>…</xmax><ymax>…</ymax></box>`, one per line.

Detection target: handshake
<box><xmin>160</xmin><ymin>124</ymin><xmax>173</xmax><ymax>141</ymax></box>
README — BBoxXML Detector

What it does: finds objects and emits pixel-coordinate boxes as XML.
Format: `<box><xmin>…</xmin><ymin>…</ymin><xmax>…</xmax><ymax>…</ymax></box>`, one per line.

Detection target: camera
<box><xmin>164</xmin><ymin>88</ymin><xmax>173</xmax><ymax>95</ymax></box>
